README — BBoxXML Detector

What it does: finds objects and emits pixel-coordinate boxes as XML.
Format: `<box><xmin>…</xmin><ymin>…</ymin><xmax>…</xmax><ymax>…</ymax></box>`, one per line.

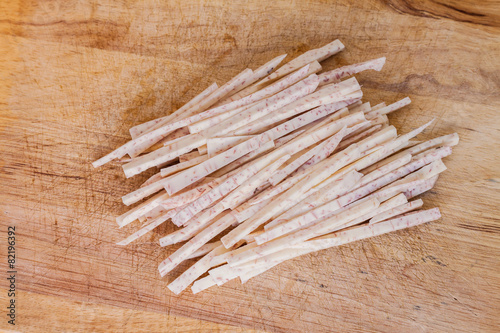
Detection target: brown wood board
<box><xmin>0</xmin><ymin>1</ymin><xmax>499</xmax><ymax>332</ymax></box>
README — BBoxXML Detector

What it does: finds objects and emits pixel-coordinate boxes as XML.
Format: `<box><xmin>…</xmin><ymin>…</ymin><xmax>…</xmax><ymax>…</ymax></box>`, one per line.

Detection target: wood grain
<box><xmin>0</xmin><ymin>0</ymin><xmax>499</xmax><ymax>332</ymax></box>
<box><xmin>0</xmin><ymin>289</ymin><xmax>261</xmax><ymax>332</ymax></box>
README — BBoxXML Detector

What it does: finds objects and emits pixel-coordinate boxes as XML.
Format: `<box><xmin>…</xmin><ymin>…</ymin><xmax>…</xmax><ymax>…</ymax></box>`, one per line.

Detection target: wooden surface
<box><xmin>1</xmin><ymin>0</ymin><xmax>499</xmax><ymax>332</ymax></box>
<box><xmin>0</xmin><ymin>289</ymin><xmax>261</xmax><ymax>333</ymax></box>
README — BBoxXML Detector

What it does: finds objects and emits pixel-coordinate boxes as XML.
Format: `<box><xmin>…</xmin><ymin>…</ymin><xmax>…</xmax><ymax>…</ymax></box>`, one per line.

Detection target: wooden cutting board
<box><xmin>1</xmin><ymin>0</ymin><xmax>499</xmax><ymax>332</ymax></box>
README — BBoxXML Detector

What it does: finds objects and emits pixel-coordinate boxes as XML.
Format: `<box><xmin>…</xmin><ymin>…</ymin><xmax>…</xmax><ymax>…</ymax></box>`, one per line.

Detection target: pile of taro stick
<box><xmin>93</xmin><ymin>40</ymin><xmax>459</xmax><ymax>294</ymax></box>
